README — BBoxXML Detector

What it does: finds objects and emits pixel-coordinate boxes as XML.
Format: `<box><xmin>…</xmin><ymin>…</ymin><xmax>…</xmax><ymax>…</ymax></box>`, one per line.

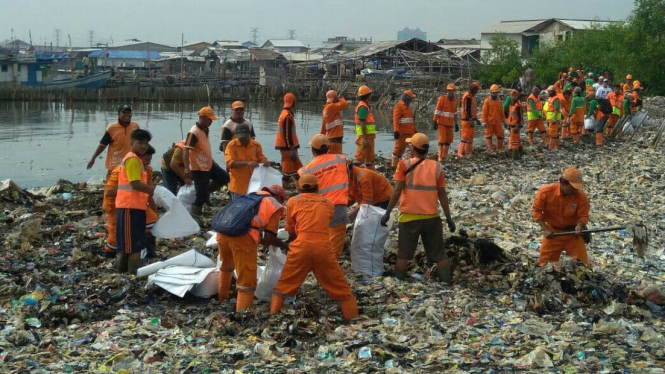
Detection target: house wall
<box><xmin>97</xmin><ymin>58</ymin><xmax>147</xmax><ymax>68</ymax></box>
<box><xmin>539</xmin><ymin>23</ymin><xmax>576</xmax><ymax>44</ymax></box>
<box><xmin>0</xmin><ymin>62</ymin><xmax>14</xmax><ymax>83</ymax></box>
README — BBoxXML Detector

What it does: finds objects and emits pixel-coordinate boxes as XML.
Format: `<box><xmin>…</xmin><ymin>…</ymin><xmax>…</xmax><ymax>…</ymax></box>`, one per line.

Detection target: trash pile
<box><xmin>1</xmin><ymin>102</ymin><xmax>665</xmax><ymax>372</ymax></box>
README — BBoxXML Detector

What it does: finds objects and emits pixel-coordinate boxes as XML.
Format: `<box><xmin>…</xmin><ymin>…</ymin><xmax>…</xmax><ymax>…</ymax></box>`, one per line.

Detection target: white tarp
<box><xmin>350</xmin><ymin>205</ymin><xmax>389</xmax><ymax>277</ymax></box>
<box><xmin>139</xmin><ymin>249</ymin><xmax>219</xmax><ymax>298</ymax></box>
<box><xmin>152</xmin><ymin>186</ymin><xmax>200</xmax><ymax>239</ymax></box>
<box><xmin>176</xmin><ymin>184</ymin><xmax>197</xmax><ymax>213</ymax></box>
<box><xmin>247</xmin><ymin>166</ymin><xmax>283</xmax><ymax>194</ymax></box>
<box><xmin>137</xmin><ymin>249</ymin><xmax>215</xmax><ymax>277</ymax></box>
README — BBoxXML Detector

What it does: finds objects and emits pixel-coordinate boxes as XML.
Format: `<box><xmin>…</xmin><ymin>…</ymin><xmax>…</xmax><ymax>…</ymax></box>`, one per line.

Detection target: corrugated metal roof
<box><xmin>556</xmin><ymin>19</ymin><xmax>616</xmax><ymax>30</ymax></box>
<box><xmin>340</xmin><ymin>41</ymin><xmax>404</xmax><ymax>58</ymax></box>
<box><xmin>481</xmin><ymin>19</ymin><xmax>550</xmax><ymax>34</ymax></box>
<box><xmin>248</xmin><ymin>48</ymin><xmax>285</xmax><ymax>61</ymax></box>
<box><xmin>263</xmin><ymin>39</ymin><xmax>307</xmax><ymax>48</ymax></box>
<box><xmin>88</xmin><ymin>50</ymin><xmax>162</xmax><ymax>60</ymax></box>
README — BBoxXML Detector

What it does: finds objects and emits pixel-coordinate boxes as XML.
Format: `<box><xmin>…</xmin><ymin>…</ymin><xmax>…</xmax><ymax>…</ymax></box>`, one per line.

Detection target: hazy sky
<box><xmin>3</xmin><ymin>0</ymin><xmax>632</xmax><ymax>47</ymax></box>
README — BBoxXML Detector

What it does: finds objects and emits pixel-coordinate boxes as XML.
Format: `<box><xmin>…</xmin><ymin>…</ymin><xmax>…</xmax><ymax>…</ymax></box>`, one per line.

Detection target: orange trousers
<box><xmin>527</xmin><ymin>119</ymin><xmax>548</xmax><ymax>144</ymax></box>
<box><xmin>392</xmin><ymin>132</ymin><xmax>413</xmax><ymax>159</ymax></box>
<box><xmin>273</xmin><ymin>237</ymin><xmax>356</xmax><ymax>303</ymax></box>
<box><xmin>570</xmin><ymin>121</ymin><xmax>582</xmax><ymax>143</ymax></box>
<box><xmin>606</xmin><ymin>114</ymin><xmax>620</xmax><ymax>135</ymax></box>
<box><xmin>330</xmin><ymin>223</ymin><xmax>347</xmax><ymax>259</ymax></box>
<box><xmin>457</xmin><ymin>121</ymin><xmax>474</xmax><ymax>157</ymax></box>
<box><xmin>539</xmin><ymin>234</ymin><xmax>589</xmax><ymax>266</ymax></box>
<box><xmin>508</xmin><ymin>126</ymin><xmax>521</xmax><ymax>150</ymax></box>
<box><xmin>548</xmin><ymin>121</ymin><xmax>560</xmax><ymax>149</ymax></box>
<box><xmin>105</xmin><ymin>208</ymin><xmax>117</xmax><ymax>253</ymax></box>
<box><xmin>355</xmin><ymin>135</ymin><xmax>376</xmax><ymax>168</ymax></box>
<box><xmin>328</xmin><ymin>142</ymin><xmax>343</xmax><ymax>155</ymax></box>
<box><xmin>217</xmin><ymin>233</ymin><xmax>258</xmax><ymax>310</ymax></box>
<box><xmin>561</xmin><ymin>123</ymin><xmax>571</xmax><ymax>138</ymax></box>
<box><xmin>280</xmin><ymin>150</ymin><xmax>303</xmax><ymax>176</ymax></box>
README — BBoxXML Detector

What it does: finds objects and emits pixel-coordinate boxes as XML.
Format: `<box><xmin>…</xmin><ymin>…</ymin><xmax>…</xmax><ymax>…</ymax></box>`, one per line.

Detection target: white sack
<box><xmin>137</xmin><ymin>249</ymin><xmax>215</xmax><ymax>277</ymax></box>
<box><xmin>247</xmin><ymin>166</ymin><xmax>283</xmax><ymax>194</ymax></box>
<box><xmin>152</xmin><ymin>186</ymin><xmax>200</xmax><ymax>239</ymax></box>
<box><xmin>350</xmin><ymin>205</ymin><xmax>388</xmax><ymax>277</ymax></box>
<box><xmin>255</xmin><ymin>246</ymin><xmax>288</xmax><ymax>302</ymax></box>
<box><xmin>176</xmin><ymin>184</ymin><xmax>197</xmax><ymax>213</ymax></box>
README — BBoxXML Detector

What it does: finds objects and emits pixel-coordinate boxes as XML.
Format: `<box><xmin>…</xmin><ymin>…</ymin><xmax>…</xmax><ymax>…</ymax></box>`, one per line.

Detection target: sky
<box><xmin>2</xmin><ymin>0</ymin><xmax>632</xmax><ymax>48</ymax></box>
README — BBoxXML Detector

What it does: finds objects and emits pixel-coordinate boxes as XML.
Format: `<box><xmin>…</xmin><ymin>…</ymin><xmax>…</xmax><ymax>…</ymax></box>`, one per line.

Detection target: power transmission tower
<box><xmin>54</xmin><ymin>29</ymin><xmax>61</xmax><ymax>47</ymax></box>
<box><xmin>250</xmin><ymin>28</ymin><xmax>259</xmax><ymax>44</ymax></box>
<box><xmin>287</xmin><ymin>29</ymin><xmax>296</xmax><ymax>40</ymax></box>
<box><xmin>88</xmin><ymin>30</ymin><xmax>95</xmax><ymax>47</ymax></box>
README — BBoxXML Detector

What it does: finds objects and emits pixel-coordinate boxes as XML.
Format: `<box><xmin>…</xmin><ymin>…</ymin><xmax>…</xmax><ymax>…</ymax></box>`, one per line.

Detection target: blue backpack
<box><xmin>211</xmin><ymin>193</ymin><xmax>266</xmax><ymax>236</ymax></box>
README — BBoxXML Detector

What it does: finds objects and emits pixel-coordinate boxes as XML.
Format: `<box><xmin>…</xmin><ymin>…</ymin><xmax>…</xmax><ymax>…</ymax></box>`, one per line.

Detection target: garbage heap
<box><xmin>1</xmin><ymin>103</ymin><xmax>664</xmax><ymax>372</ymax></box>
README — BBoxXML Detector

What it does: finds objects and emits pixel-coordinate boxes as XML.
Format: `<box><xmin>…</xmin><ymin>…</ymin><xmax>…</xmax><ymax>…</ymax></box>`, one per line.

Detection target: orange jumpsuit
<box><xmin>320</xmin><ymin>98</ymin><xmax>349</xmax><ymax>154</ymax></box>
<box><xmin>392</xmin><ymin>100</ymin><xmax>416</xmax><ymax>163</ymax></box>
<box><xmin>559</xmin><ymin>94</ymin><xmax>571</xmax><ymax>139</ymax></box>
<box><xmin>545</xmin><ymin>96</ymin><xmax>562</xmax><ymax>149</ymax></box>
<box><xmin>481</xmin><ymin>97</ymin><xmax>506</xmax><ymax>151</ymax></box>
<box><xmin>275</xmin><ymin>108</ymin><xmax>302</xmax><ymax>176</ymax></box>
<box><xmin>349</xmin><ymin>166</ymin><xmax>393</xmax><ymax>206</ymax></box>
<box><xmin>216</xmin><ymin>191</ymin><xmax>283</xmax><ymax>310</ymax></box>
<box><xmin>458</xmin><ymin>91</ymin><xmax>477</xmax><ymax>157</ymax></box>
<box><xmin>271</xmin><ymin>193</ymin><xmax>358</xmax><ymax>320</ymax></box>
<box><xmin>433</xmin><ymin>95</ymin><xmax>458</xmax><ymax>161</ymax></box>
<box><xmin>532</xmin><ymin>183</ymin><xmax>590</xmax><ymax>266</ymax></box>
<box><xmin>225</xmin><ymin>138</ymin><xmax>268</xmax><ymax>196</ymax></box>
<box><xmin>507</xmin><ymin>101</ymin><xmax>524</xmax><ymax>150</ymax></box>
<box><xmin>606</xmin><ymin>91</ymin><xmax>623</xmax><ymax>135</ymax></box>
<box><xmin>526</xmin><ymin>93</ymin><xmax>548</xmax><ymax>144</ymax></box>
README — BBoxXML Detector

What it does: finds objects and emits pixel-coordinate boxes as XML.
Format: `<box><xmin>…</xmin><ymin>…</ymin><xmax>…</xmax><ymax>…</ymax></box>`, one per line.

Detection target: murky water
<box><xmin>0</xmin><ymin>100</ymin><xmax>470</xmax><ymax>187</ymax></box>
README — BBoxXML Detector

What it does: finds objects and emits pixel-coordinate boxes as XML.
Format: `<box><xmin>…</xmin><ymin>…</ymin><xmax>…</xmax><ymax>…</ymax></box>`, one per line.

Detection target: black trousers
<box><xmin>190</xmin><ymin>162</ymin><xmax>229</xmax><ymax>208</ymax></box>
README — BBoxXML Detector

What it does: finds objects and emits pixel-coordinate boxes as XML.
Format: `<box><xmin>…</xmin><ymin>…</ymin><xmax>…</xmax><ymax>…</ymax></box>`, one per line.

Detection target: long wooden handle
<box><xmin>551</xmin><ymin>226</ymin><xmax>626</xmax><ymax>237</ymax></box>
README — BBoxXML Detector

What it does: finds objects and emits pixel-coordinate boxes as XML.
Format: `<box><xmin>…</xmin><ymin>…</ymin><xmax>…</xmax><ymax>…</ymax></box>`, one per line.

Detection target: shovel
<box><xmin>552</xmin><ymin>224</ymin><xmax>649</xmax><ymax>257</ymax></box>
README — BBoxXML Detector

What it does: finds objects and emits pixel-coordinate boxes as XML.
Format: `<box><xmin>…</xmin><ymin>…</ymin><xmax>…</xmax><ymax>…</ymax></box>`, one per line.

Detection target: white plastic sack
<box><xmin>176</xmin><ymin>184</ymin><xmax>196</xmax><ymax>213</ymax></box>
<box><xmin>584</xmin><ymin>117</ymin><xmax>596</xmax><ymax>131</ymax></box>
<box><xmin>137</xmin><ymin>249</ymin><xmax>215</xmax><ymax>277</ymax></box>
<box><xmin>247</xmin><ymin>166</ymin><xmax>283</xmax><ymax>194</ymax></box>
<box><xmin>350</xmin><ymin>205</ymin><xmax>388</xmax><ymax>277</ymax></box>
<box><xmin>255</xmin><ymin>246</ymin><xmax>292</xmax><ymax>302</ymax></box>
<box><xmin>152</xmin><ymin>186</ymin><xmax>200</xmax><ymax>239</ymax></box>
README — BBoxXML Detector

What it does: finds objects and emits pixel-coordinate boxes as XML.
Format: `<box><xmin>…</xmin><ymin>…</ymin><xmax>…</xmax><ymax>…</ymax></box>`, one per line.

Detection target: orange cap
<box><xmin>633</xmin><ymin>80</ymin><xmax>641</xmax><ymax>89</ymax></box>
<box><xmin>562</xmin><ymin>167</ymin><xmax>584</xmax><ymax>190</ymax></box>
<box><xmin>406</xmin><ymin>133</ymin><xmax>430</xmax><ymax>150</ymax></box>
<box><xmin>309</xmin><ymin>134</ymin><xmax>330</xmax><ymax>150</ymax></box>
<box><xmin>262</xmin><ymin>184</ymin><xmax>286</xmax><ymax>202</ymax></box>
<box><xmin>284</xmin><ymin>93</ymin><xmax>296</xmax><ymax>108</ymax></box>
<box><xmin>358</xmin><ymin>85</ymin><xmax>372</xmax><ymax>96</ymax></box>
<box><xmin>471</xmin><ymin>81</ymin><xmax>481</xmax><ymax>89</ymax></box>
<box><xmin>626</xmin><ymin>74</ymin><xmax>633</xmax><ymax>80</ymax></box>
<box><xmin>403</xmin><ymin>89</ymin><xmax>416</xmax><ymax>98</ymax></box>
<box><xmin>198</xmin><ymin>106</ymin><xmax>218</xmax><ymax>120</ymax></box>
<box><xmin>231</xmin><ymin>101</ymin><xmax>244</xmax><ymax>110</ymax></box>
<box><xmin>325</xmin><ymin>90</ymin><xmax>337</xmax><ymax>103</ymax></box>
<box><xmin>446</xmin><ymin>83</ymin><xmax>456</xmax><ymax>91</ymax></box>
<box><xmin>298</xmin><ymin>174</ymin><xmax>318</xmax><ymax>190</ymax></box>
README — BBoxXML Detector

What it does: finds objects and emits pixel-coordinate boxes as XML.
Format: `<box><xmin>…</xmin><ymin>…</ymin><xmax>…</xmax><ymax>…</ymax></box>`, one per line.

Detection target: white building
<box><xmin>261</xmin><ymin>39</ymin><xmax>309</xmax><ymax>53</ymax></box>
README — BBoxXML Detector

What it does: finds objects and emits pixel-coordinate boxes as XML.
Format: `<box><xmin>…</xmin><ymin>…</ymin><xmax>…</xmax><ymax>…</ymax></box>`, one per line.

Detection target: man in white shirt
<box><xmin>220</xmin><ymin>101</ymin><xmax>256</xmax><ymax>152</ymax></box>
<box><xmin>595</xmin><ymin>79</ymin><xmax>612</xmax><ymax>99</ymax></box>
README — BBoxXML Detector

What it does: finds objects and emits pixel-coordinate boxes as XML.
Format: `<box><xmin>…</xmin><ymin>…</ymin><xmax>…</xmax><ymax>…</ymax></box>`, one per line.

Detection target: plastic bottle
<box><xmin>358</xmin><ymin>346</ymin><xmax>372</xmax><ymax>359</ymax></box>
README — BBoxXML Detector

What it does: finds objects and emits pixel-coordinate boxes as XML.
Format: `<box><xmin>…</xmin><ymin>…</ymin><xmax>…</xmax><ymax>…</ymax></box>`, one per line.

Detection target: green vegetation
<box><xmin>477</xmin><ymin>34</ymin><xmax>522</xmax><ymax>88</ymax></box>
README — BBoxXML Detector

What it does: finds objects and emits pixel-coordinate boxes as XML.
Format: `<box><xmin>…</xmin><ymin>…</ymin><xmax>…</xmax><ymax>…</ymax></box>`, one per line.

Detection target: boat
<box><xmin>26</xmin><ymin>70</ymin><xmax>112</xmax><ymax>89</ymax></box>
<box><xmin>1</xmin><ymin>52</ymin><xmax>111</xmax><ymax>89</ymax></box>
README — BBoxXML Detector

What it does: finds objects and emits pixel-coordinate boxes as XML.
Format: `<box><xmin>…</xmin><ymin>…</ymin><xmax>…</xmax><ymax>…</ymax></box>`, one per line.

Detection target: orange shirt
<box><xmin>224</xmin><ymin>138</ymin><xmax>268</xmax><ymax>195</ymax></box>
<box><xmin>532</xmin><ymin>183</ymin><xmax>590</xmax><ymax>229</ymax></box>
<box><xmin>433</xmin><ymin>95</ymin><xmax>459</xmax><ymax>126</ymax></box>
<box><xmin>248</xmin><ymin>191</ymin><xmax>283</xmax><ymax>244</ymax></box>
<box><xmin>481</xmin><ymin>97</ymin><xmax>506</xmax><ymax>125</ymax></box>
<box><xmin>321</xmin><ymin>98</ymin><xmax>349</xmax><ymax>139</ymax></box>
<box><xmin>103</xmin><ymin>121</ymin><xmax>140</xmax><ymax>170</ymax></box>
<box><xmin>286</xmin><ymin>193</ymin><xmax>334</xmax><ymax>240</ymax></box>
<box><xmin>349</xmin><ymin>166</ymin><xmax>393</xmax><ymax>205</ymax></box>
<box><xmin>392</xmin><ymin>100</ymin><xmax>416</xmax><ymax>133</ymax></box>
<box><xmin>558</xmin><ymin>94</ymin><xmax>570</xmax><ymax>120</ymax></box>
<box><xmin>394</xmin><ymin>158</ymin><xmax>445</xmax><ymax>215</ymax></box>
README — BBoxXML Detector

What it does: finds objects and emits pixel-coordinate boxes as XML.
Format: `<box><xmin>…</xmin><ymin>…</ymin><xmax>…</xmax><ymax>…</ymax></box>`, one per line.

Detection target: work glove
<box><xmin>289</xmin><ymin>147</ymin><xmax>297</xmax><ymax>161</ymax></box>
<box><xmin>394</xmin><ymin>131</ymin><xmax>401</xmax><ymax>140</ymax></box>
<box><xmin>380</xmin><ymin>213</ymin><xmax>390</xmax><ymax>227</ymax></box>
<box><xmin>481</xmin><ymin>122</ymin><xmax>487</xmax><ymax>128</ymax></box>
<box><xmin>454</xmin><ymin>123</ymin><xmax>460</xmax><ymax>132</ymax></box>
<box><xmin>432</xmin><ymin>121</ymin><xmax>438</xmax><ymax>130</ymax></box>
<box><xmin>446</xmin><ymin>216</ymin><xmax>456</xmax><ymax>233</ymax></box>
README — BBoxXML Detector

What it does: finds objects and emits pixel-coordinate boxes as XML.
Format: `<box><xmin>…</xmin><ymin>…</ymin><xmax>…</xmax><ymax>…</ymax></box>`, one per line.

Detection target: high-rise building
<box><xmin>397</xmin><ymin>27</ymin><xmax>427</xmax><ymax>41</ymax></box>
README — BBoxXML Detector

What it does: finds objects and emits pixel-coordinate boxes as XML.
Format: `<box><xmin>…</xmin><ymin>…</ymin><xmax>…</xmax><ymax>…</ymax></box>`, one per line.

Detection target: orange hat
<box><xmin>232</xmin><ymin>101</ymin><xmax>244</xmax><ymax>110</ymax></box>
<box><xmin>325</xmin><ymin>90</ymin><xmax>337</xmax><ymax>103</ymax></box>
<box><xmin>626</xmin><ymin>74</ymin><xmax>633</xmax><ymax>80</ymax></box>
<box><xmin>403</xmin><ymin>89</ymin><xmax>416</xmax><ymax>98</ymax></box>
<box><xmin>471</xmin><ymin>81</ymin><xmax>481</xmax><ymax>89</ymax></box>
<box><xmin>562</xmin><ymin>167</ymin><xmax>584</xmax><ymax>190</ymax></box>
<box><xmin>198</xmin><ymin>106</ymin><xmax>218</xmax><ymax>121</ymax></box>
<box><xmin>490</xmin><ymin>84</ymin><xmax>500</xmax><ymax>93</ymax></box>
<box><xmin>309</xmin><ymin>134</ymin><xmax>330</xmax><ymax>150</ymax></box>
<box><xmin>358</xmin><ymin>85</ymin><xmax>372</xmax><ymax>96</ymax></box>
<box><xmin>633</xmin><ymin>80</ymin><xmax>641</xmax><ymax>89</ymax></box>
<box><xmin>262</xmin><ymin>184</ymin><xmax>286</xmax><ymax>202</ymax></box>
<box><xmin>446</xmin><ymin>83</ymin><xmax>456</xmax><ymax>91</ymax></box>
<box><xmin>406</xmin><ymin>133</ymin><xmax>429</xmax><ymax>150</ymax></box>
<box><xmin>299</xmin><ymin>174</ymin><xmax>318</xmax><ymax>190</ymax></box>
<box><xmin>284</xmin><ymin>93</ymin><xmax>296</xmax><ymax>108</ymax></box>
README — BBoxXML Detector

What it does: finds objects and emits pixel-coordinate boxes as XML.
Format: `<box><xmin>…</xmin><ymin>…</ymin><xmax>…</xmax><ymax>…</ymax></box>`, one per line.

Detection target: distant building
<box><xmin>183</xmin><ymin>42</ymin><xmax>213</xmax><ymax>52</ymax></box>
<box><xmin>213</xmin><ymin>40</ymin><xmax>244</xmax><ymax>49</ymax></box>
<box><xmin>88</xmin><ymin>49</ymin><xmax>162</xmax><ymax>68</ymax></box>
<box><xmin>242</xmin><ymin>41</ymin><xmax>258</xmax><ymax>49</ymax></box>
<box><xmin>261</xmin><ymin>39</ymin><xmax>309</xmax><ymax>53</ymax></box>
<box><xmin>397</xmin><ymin>28</ymin><xmax>427</xmax><ymax>41</ymax></box>
<box><xmin>313</xmin><ymin>36</ymin><xmax>372</xmax><ymax>54</ymax></box>
<box><xmin>110</xmin><ymin>41</ymin><xmax>176</xmax><ymax>53</ymax></box>
<box><xmin>481</xmin><ymin>19</ymin><xmax>616</xmax><ymax>58</ymax></box>
<box><xmin>436</xmin><ymin>38</ymin><xmax>483</xmax><ymax>62</ymax></box>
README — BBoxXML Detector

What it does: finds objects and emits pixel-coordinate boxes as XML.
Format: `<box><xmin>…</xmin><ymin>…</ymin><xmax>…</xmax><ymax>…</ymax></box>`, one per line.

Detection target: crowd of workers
<box><xmin>86</xmin><ymin>68</ymin><xmax>642</xmax><ymax>318</ymax></box>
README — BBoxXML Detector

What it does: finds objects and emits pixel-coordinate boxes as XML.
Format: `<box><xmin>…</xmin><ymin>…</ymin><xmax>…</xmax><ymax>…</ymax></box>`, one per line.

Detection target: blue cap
<box><xmin>117</xmin><ymin>104</ymin><xmax>132</xmax><ymax>113</ymax></box>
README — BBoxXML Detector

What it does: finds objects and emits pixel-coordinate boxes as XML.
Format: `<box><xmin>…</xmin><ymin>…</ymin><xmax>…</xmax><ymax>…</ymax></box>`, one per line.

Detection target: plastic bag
<box><xmin>152</xmin><ymin>186</ymin><xmax>200</xmax><ymax>239</ymax></box>
<box><xmin>247</xmin><ymin>166</ymin><xmax>283</xmax><ymax>194</ymax></box>
<box><xmin>176</xmin><ymin>184</ymin><xmax>196</xmax><ymax>213</ymax></box>
<box><xmin>255</xmin><ymin>246</ymin><xmax>291</xmax><ymax>302</ymax></box>
<box><xmin>584</xmin><ymin>117</ymin><xmax>596</xmax><ymax>131</ymax></box>
<box><xmin>350</xmin><ymin>204</ymin><xmax>388</xmax><ymax>277</ymax></box>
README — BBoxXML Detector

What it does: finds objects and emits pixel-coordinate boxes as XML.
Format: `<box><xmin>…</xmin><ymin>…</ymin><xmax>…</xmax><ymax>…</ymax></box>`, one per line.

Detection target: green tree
<box><xmin>477</xmin><ymin>34</ymin><xmax>523</xmax><ymax>87</ymax></box>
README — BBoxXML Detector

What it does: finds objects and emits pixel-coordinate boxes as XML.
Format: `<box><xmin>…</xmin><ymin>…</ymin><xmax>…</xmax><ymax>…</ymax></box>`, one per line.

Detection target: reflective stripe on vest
<box><xmin>434</xmin><ymin>110</ymin><xmax>455</xmax><ymax>118</ymax></box>
<box><xmin>355</xmin><ymin>101</ymin><xmax>376</xmax><ymax>135</ymax></box>
<box><xmin>400</xmin><ymin>158</ymin><xmax>441</xmax><ymax>215</ymax></box>
<box><xmin>324</xmin><ymin>118</ymin><xmax>344</xmax><ymax>130</ymax></box>
<box><xmin>527</xmin><ymin>94</ymin><xmax>543</xmax><ymax>121</ymax></box>
<box><xmin>299</xmin><ymin>154</ymin><xmax>348</xmax><ymax>205</ymax></box>
<box><xmin>399</xmin><ymin>117</ymin><xmax>415</xmax><ymax>124</ymax></box>
<box><xmin>404</xmin><ymin>159</ymin><xmax>440</xmax><ymax>191</ymax></box>
<box><xmin>116</xmin><ymin>152</ymin><xmax>149</xmax><ymax>210</ymax></box>
<box><xmin>546</xmin><ymin>97</ymin><xmax>562</xmax><ymax>121</ymax></box>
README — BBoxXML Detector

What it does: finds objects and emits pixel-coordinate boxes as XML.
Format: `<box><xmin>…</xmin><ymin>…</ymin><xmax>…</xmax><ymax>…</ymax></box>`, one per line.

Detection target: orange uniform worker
<box><xmin>623</xmin><ymin>74</ymin><xmax>634</xmax><ymax>93</ymax></box>
<box><xmin>320</xmin><ymin>90</ymin><xmax>349</xmax><ymax>155</ymax></box>
<box><xmin>220</xmin><ymin>101</ymin><xmax>256</xmax><ymax>152</ymax></box>
<box><xmin>432</xmin><ymin>84</ymin><xmax>459</xmax><ymax>161</ymax></box>
<box><xmin>606</xmin><ymin>84</ymin><xmax>624</xmax><ymax>135</ymax></box>
<box><xmin>160</xmin><ymin>140</ymin><xmax>189</xmax><ymax>195</ymax></box>
<box><xmin>225</xmin><ymin>124</ymin><xmax>270</xmax><ymax>200</ymax></box>
<box><xmin>298</xmin><ymin>134</ymin><xmax>349</xmax><ymax>259</ymax></box>
<box><xmin>270</xmin><ymin>174</ymin><xmax>359</xmax><ymax>320</ymax></box>
<box><xmin>568</xmin><ymin>87</ymin><xmax>586</xmax><ymax>143</ymax></box>
<box><xmin>216</xmin><ymin>185</ymin><xmax>287</xmax><ymax>310</ymax></box>
<box><xmin>457</xmin><ymin>82</ymin><xmax>480</xmax><ymax>157</ymax></box>
<box><xmin>275</xmin><ymin>93</ymin><xmax>303</xmax><ymax>180</ymax></box>
<box><xmin>507</xmin><ymin>89</ymin><xmax>524</xmax><ymax>157</ymax></box>
<box><xmin>354</xmin><ymin>85</ymin><xmax>377</xmax><ymax>170</ymax></box>
<box><xmin>544</xmin><ymin>86</ymin><xmax>563</xmax><ymax>149</ymax></box>
<box><xmin>559</xmin><ymin>90</ymin><xmax>572</xmax><ymax>139</ymax></box>
<box><xmin>481</xmin><ymin>85</ymin><xmax>507</xmax><ymax>152</ymax></box>
<box><xmin>380</xmin><ymin>133</ymin><xmax>456</xmax><ymax>282</ymax></box>
<box><xmin>347</xmin><ymin>164</ymin><xmax>394</xmax><ymax>221</ymax></box>
<box><xmin>391</xmin><ymin>90</ymin><xmax>417</xmax><ymax>168</ymax></box>
<box><xmin>533</xmin><ymin>168</ymin><xmax>590</xmax><ymax>266</ymax></box>
<box><xmin>526</xmin><ymin>86</ymin><xmax>548</xmax><ymax>145</ymax></box>
<box><xmin>114</xmin><ymin>129</ymin><xmax>155</xmax><ymax>275</ymax></box>
<box><xmin>585</xmin><ymin>92</ymin><xmax>608</xmax><ymax>147</ymax></box>
<box><xmin>553</xmin><ymin>74</ymin><xmax>566</xmax><ymax>94</ymax></box>
<box><xmin>87</xmin><ymin>104</ymin><xmax>140</xmax><ymax>180</ymax></box>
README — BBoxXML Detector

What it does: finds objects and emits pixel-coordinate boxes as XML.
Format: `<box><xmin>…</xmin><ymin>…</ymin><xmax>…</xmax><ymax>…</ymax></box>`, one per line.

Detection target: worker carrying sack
<box><xmin>597</xmin><ymin>98</ymin><xmax>613</xmax><ymax>115</ymax></box>
<box><xmin>211</xmin><ymin>193</ymin><xmax>265</xmax><ymax>236</ymax></box>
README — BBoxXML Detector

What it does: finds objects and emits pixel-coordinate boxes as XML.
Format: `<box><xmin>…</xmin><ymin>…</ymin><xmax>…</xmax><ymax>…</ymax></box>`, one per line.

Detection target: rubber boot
<box><xmin>191</xmin><ymin>205</ymin><xmax>204</xmax><ymax>226</ymax></box>
<box><xmin>390</xmin><ymin>155</ymin><xmax>398</xmax><ymax>168</ymax></box>
<box><xmin>270</xmin><ymin>294</ymin><xmax>284</xmax><ymax>314</ymax></box>
<box><xmin>236</xmin><ymin>290</ymin><xmax>254</xmax><ymax>311</ymax></box>
<box><xmin>115</xmin><ymin>253</ymin><xmax>129</xmax><ymax>273</ymax></box>
<box><xmin>457</xmin><ymin>142</ymin><xmax>465</xmax><ymax>157</ymax></box>
<box><xmin>393</xmin><ymin>270</ymin><xmax>407</xmax><ymax>280</ymax></box>
<box><xmin>218</xmin><ymin>271</ymin><xmax>233</xmax><ymax>301</ymax></box>
<box><xmin>127</xmin><ymin>255</ymin><xmax>143</xmax><ymax>276</ymax></box>
<box><xmin>146</xmin><ymin>232</ymin><xmax>157</xmax><ymax>258</ymax></box>
<box><xmin>340</xmin><ymin>297</ymin><xmax>359</xmax><ymax>320</ymax></box>
<box><xmin>496</xmin><ymin>138</ymin><xmax>504</xmax><ymax>151</ymax></box>
<box><xmin>436</xmin><ymin>262</ymin><xmax>452</xmax><ymax>283</ymax></box>
<box><xmin>518</xmin><ymin>145</ymin><xmax>525</xmax><ymax>156</ymax></box>
<box><xmin>485</xmin><ymin>138</ymin><xmax>494</xmax><ymax>152</ymax></box>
